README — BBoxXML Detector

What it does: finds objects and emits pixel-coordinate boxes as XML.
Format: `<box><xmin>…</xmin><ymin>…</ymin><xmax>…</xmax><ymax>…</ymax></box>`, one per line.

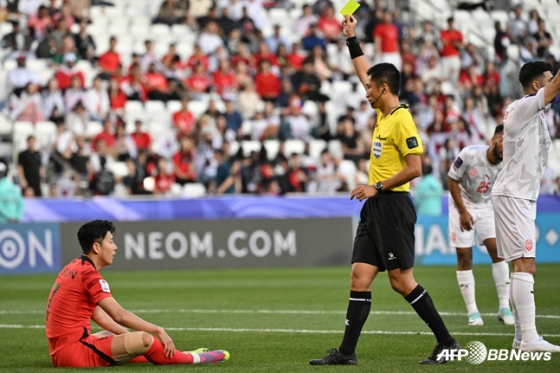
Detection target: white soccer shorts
<box><xmin>492</xmin><ymin>195</ymin><xmax>537</xmax><ymax>262</ymax></box>
<box><xmin>448</xmin><ymin>202</ymin><xmax>496</xmax><ymax>248</ymax></box>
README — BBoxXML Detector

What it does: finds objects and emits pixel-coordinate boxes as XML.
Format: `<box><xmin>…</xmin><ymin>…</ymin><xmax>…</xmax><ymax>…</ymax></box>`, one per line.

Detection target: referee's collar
<box><xmin>390</xmin><ymin>104</ymin><xmax>409</xmax><ymax>115</ymax></box>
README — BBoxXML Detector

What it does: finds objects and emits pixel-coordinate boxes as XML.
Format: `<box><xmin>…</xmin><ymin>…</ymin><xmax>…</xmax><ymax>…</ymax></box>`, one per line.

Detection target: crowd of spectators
<box><xmin>1</xmin><ymin>0</ymin><xmax>560</xmax><ymax>199</ymax></box>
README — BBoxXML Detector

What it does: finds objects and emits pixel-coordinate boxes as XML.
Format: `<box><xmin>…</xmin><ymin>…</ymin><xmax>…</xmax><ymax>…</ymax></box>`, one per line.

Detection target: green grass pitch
<box><xmin>1</xmin><ymin>264</ymin><xmax>559</xmax><ymax>372</ymax></box>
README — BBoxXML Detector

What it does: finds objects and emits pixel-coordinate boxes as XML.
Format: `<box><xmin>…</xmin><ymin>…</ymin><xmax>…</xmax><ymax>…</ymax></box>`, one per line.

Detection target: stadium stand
<box><xmin>0</xmin><ymin>0</ymin><xmax>559</xmax><ymax>198</ymax></box>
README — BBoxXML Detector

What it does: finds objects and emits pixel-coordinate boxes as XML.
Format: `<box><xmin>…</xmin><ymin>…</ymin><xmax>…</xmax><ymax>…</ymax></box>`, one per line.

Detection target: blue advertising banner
<box><xmin>415</xmin><ymin>214</ymin><xmax>560</xmax><ymax>265</ymax></box>
<box><xmin>0</xmin><ymin>223</ymin><xmax>61</xmax><ymax>274</ymax></box>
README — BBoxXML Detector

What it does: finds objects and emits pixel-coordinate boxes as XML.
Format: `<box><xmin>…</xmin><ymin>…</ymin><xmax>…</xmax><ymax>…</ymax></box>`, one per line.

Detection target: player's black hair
<box><xmin>493</xmin><ymin>124</ymin><xmax>504</xmax><ymax>136</ymax></box>
<box><xmin>78</xmin><ymin>220</ymin><xmax>116</xmax><ymax>254</ymax></box>
<box><xmin>519</xmin><ymin>61</ymin><xmax>553</xmax><ymax>89</ymax></box>
<box><xmin>366</xmin><ymin>63</ymin><xmax>400</xmax><ymax>95</ymax></box>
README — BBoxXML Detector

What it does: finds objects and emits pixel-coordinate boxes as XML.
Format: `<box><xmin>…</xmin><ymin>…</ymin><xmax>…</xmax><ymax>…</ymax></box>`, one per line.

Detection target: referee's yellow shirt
<box><xmin>369</xmin><ymin>105</ymin><xmax>423</xmax><ymax>192</ymax></box>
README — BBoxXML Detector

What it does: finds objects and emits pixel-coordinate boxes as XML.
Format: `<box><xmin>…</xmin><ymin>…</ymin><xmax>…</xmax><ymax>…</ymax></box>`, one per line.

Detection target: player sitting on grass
<box><xmin>45</xmin><ymin>219</ymin><xmax>229</xmax><ymax>367</ymax></box>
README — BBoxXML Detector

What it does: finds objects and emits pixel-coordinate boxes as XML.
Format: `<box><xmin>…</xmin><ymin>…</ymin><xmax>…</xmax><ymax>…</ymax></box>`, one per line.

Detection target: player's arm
<box><xmin>448</xmin><ymin>177</ymin><xmax>473</xmax><ymax>231</ymax></box>
<box><xmin>351</xmin><ymin>154</ymin><xmax>421</xmax><ymax>201</ymax></box>
<box><xmin>544</xmin><ymin>68</ymin><xmax>560</xmax><ymax>105</ymax></box>
<box><xmin>380</xmin><ymin>154</ymin><xmax>421</xmax><ymax>190</ymax></box>
<box><xmin>91</xmin><ymin>305</ymin><xmax>129</xmax><ymax>335</ymax></box>
<box><xmin>98</xmin><ymin>297</ymin><xmax>176</xmax><ymax>357</ymax></box>
<box><xmin>341</xmin><ymin>15</ymin><xmax>370</xmax><ymax>88</ymax></box>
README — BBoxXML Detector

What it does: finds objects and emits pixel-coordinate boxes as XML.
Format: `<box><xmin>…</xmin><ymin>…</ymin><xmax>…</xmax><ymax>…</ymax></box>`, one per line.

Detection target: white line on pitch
<box><xmin>1</xmin><ymin>324</ymin><xmax>559</xmax><ymax>338</ymax></box>
<box><xmin>2</xmin><ymin>309</ymin><xmax>560</xmax><ymax>319</ymax></box>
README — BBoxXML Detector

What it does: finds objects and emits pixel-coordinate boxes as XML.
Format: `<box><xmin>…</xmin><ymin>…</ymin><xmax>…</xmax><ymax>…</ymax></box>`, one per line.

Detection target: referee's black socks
<box><xmin>339</xmin><ymin>291</ymin><xmax>371</xmax><ymax>356</ymax></box>
<box><xmin>405</xmin><ymin>285</ymin><xmax>454</xmax><ymax>346</ymax></box>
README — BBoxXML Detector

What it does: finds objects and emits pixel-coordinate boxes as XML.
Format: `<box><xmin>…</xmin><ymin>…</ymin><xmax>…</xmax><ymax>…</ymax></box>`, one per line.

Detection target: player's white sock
<box><xmin>511</xmin><ymin>272</ymin><xmax>538</xmax><ymax>343</ymax></box>
<box><xmin>457</xmin><ymin>270</ymin><xmax>478</xmax><ymax>315</ymax></box>
<box><xmin>492</xmin><ymin>261</ymin><xmax>511</xmax><ymax>310</ymax></box>
<box><xmin>510</xmin><ymin>275</ymin><xmax>522</xmax><ymax>344</ymax></box>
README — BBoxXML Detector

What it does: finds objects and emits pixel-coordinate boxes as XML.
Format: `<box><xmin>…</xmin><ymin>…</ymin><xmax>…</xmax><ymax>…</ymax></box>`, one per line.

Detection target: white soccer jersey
<box><xmin>493</xmin><ymin>88</ymin><xmax>552</xmax><ymax>201</ymax></box>
<box><xmin>448</xmin><ymin>145</ymin><xmax>503</xmax><ymax>208</ymax></box>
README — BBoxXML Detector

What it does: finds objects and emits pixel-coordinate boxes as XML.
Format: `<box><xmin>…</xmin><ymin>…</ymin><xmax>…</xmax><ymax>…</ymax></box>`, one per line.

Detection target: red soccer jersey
<box><xmin>212</xmin><ymin>71</ymin><xmax>237</xmax><ymax>96</ymax></box>
<box><xmin>440</xmin><ymin>30</ymin><xmax>463</xmax><ymax>57</ymax></box>
<box><xmin>98</xmin><ymin>51</ymin><xmax>121</xmax><ymax>74</ymax></box>
<box><xmin>130</xmin><ymin>132</ymin><xmax>152</xmax><ymax>150</ymax></box>
<box><xmin>374</xmin><ymin>23</ymin><xmax>399</xmax><ymax>53</ymax></box>
<box><xmin>185</xmin><ymin>74</ymin><xmax>211</xmax><ymax>93</ymax></box>
<box><xmin>172</xmin><ymin>110</ymin><xmax>195</xmax><ymax>134</ymax></box>
<box><xmin>255</xmin><ymin>72</ymin><xmax>281</xmax><ymax>99</ymax></box>
<box><xmin>46</xmin><ymin>257</ymin><xmax>113</xmax><ymax>356</ymax></box>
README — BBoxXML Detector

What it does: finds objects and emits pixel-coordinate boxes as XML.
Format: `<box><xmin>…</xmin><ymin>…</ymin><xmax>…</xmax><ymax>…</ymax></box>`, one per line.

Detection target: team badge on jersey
<box><xmin>406</xmin><ymin>137</ymin><xmax>419</xmax><ymax>149</ymax></box>
<box><xmin>525</xmin><ymin>239</ymin><xmax>533</xmax><ymax>251</ymax></box>
<box><xmin>99</xmin><ymin>280</ymin><xmax>111</xmax><ymax>293</ymax></box>
<box><xmin>373</xmin><ymin>141</ymin><xmax>382</xmax><ymax>158</ymax></box>
<box><xmin>469</xmin><ymin>168</ymin><xmax>477</xmax><ymax>177</ymax></box>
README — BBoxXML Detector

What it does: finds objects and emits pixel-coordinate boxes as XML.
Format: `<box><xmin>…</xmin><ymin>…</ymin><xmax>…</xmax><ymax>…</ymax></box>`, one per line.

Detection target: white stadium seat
<box><xmin>182</xmin><ymin>183</ymin><xmax>207</xmax><ymax>198</ymax></box>
<box><xmin>263</xmin><ymin>139</ymin><xmax>279</xmax><ymax>161</ymax></box>
<box><xmin>35</xmin><ymin>121</ymin><xmax>57</xmax><ymax>151</ymax></box>
<box><xmin>284</xmin><ymin>139</ymin><xmax>305</xmax><ymax>157</ymax></box>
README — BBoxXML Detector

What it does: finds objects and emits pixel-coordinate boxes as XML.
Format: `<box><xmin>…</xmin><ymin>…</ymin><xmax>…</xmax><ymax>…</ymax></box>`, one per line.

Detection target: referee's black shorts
<box><xmin>351</xmin><ymin>191</ymin><xmax>416</xmax><ymax>272</ymax></box>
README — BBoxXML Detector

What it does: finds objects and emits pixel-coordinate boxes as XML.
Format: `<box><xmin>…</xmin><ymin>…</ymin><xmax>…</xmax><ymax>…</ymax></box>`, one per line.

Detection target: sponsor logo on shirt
<box><xmin>525</xmin><ymin>240</ymin><xmax>533</xmax><ymax>251</ymax></box>
<box><xmin>99</xmin><ymin>280</ymin><xmax>111</xmax><ymax>293</ymax></box>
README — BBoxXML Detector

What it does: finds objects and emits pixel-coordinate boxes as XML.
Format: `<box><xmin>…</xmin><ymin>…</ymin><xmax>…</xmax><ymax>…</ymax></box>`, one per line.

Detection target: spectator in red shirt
<box><xmin>254</xmin><ymin>60</ymin><xmax>281</xmax><ymax>102</ymax></box>
<box><xmin>98</xmin><ymin>36</ymin><xmax>121</xmax><ymax>79</ymax></box>
<box><xmin>172</xmin><ymin>97</ymin><xmax>196</xmax><ymax>138</ymax></box>
<box><xmin>172</xmin><ymin>136</ymin><xmax>196</xmax><ymax>185</ymax></box>
<box><xmin>185</xmin><ymin>63</ymin><xmax>211</xmax><ymax>98</ymax></box>
<box><xmin>55</xmin><ymin>53</ymin><xmax>85</xmax><ymax>90</ymax></box>
<box><xmin>231</xmin><ymin>43</ymin><xmax>256</xmax><ymax>74</ymax></box>
<box><xmin>92</xmin><ymin>119</ymin><xmax>115</xmax><ymax>153</ymax></box>
<box><xmin>400</xmin><ymin>39</ymin><xmax>416</xmax><ymax>73</ymax></box>
<box><xmin>142</xmin><ymin>62</ymin><xmax>169</xmax><ymax>101</ymax></box>
<box><xmin>317</xmin><ymin>5</ymin><xmax>342</xmax><ymax>43</ymax></box>
<box><xmin>154</xmin><ymin>157</ymin><xmax>175</xmax><ymax>194</ymax></box>
<box><xmin>184</xmin><ymin>44</ymin><xmax>209</xmax><ymax>73</ymax></box>
<box><xmin>108</xmin><ymin>77</ymin><xmax>127</xmax><ymax>113</ymax></box>
<box><xmin>481</xmin><ymin>60</ymin><xmax>500</xmax><ymax>90</ymax></box>
<box><xmin>374</xmin><ymin>12</ymin><xmax>401</xmax><ymax>71</ymax></box>
<box><xmin>212</xmin><ymin>60</ymin><xmax>237</xmax><ymax>98</ymax></box>
<box><xmin>253</xmin><ymin>41</ymin><xmax>278</xmax><ymax>70</ymax></box>
<box><xmin>130</xmin><ymin>120</ymin><xmax>152</xmax><ymax>152</ymax></box>
<box><xmin>287</xmin><ymin>42</ymin><xmax>306</xmax><ymax>71</ymax></box>
<box><xmin>440</xmin><ymin>17</ymin><xmax>464</xmax><ymax>86</ymax></box>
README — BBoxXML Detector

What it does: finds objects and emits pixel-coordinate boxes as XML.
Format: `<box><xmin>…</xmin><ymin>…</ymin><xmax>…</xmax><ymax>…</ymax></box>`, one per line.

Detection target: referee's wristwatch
<box><xmin>374</xmin><ymin>181</ymin><xmax>383</xmax><ymax>193</ymax></box>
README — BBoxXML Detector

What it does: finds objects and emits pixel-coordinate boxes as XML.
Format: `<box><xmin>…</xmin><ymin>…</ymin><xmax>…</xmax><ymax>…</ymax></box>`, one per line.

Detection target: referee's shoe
<box><xmin>309</xmin><ymin>349</ymin><xmax>357</xmax><ymax>365</ymax></box>
<box><xmin>420</xmin><ymin>339</ymin><xmax>461</xmax><ymax>364</ymax></box>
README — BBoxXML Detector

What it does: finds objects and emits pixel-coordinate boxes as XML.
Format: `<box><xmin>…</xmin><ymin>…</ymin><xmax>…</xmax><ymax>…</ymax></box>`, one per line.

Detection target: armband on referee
<box><xmin>346</xmin><ymin>36</ymin><xmax>364</xmax><ymax>59</ymax></box>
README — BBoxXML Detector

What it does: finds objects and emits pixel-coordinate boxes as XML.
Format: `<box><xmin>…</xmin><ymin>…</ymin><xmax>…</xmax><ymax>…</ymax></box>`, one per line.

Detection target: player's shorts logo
<box><xmin>451</xmin><ymin>232</ymin><xmax>457</xmax><ymax>242</ymax></box>
<box><xmin>525</xmin><ymin>239</ymin><xmax>533</xmax><ymax>251</ymax></box>
<box><xmin>469</xmin><ymin>168</ymin><xmax>477</xmax><ymax>177</ymax></box>
<box><xmin>373</xmin><ymin>141</ymin><xmax>382</xmax><ymax>158</ymax></box>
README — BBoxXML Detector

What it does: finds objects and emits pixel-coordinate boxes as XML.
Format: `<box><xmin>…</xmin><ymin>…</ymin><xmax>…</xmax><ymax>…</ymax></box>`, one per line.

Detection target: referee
<box><xmin>309</xmin><ymin>15</ymin><xmax>459</xmax><ymax>366</ymax></box>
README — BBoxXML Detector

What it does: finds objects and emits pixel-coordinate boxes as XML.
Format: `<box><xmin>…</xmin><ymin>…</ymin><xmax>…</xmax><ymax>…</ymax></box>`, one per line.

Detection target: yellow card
<box><xmin>339</xmin><ymin>0</ymin><xmax>360</xmax><ymax>16</ymax></box>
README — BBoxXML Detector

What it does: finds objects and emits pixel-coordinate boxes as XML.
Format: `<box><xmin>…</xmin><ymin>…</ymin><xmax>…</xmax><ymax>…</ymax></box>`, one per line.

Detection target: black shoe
<box><xmin>309</xmin><ymin>348</ymin><xmax>358</xmax><ymax>365</ymax></box>
<box><xmin>419</xmin><ymin>339</ymin><xmax>461</xmax><ymax>364</ymax></box>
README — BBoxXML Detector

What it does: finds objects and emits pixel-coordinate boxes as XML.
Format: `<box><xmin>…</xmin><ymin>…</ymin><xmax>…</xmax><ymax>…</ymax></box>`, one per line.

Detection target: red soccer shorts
<box><xmin>51</xmin><ymin>335</ymin><xmax>115</xmax><ymax>367</ymax></box>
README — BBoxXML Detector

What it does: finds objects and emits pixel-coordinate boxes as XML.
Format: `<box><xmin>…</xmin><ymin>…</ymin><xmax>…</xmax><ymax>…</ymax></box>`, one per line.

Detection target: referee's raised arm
<box><xmin>341</xmin><ymin>15</ymin><xmax>370</xmax><ymax>88</ymax></box>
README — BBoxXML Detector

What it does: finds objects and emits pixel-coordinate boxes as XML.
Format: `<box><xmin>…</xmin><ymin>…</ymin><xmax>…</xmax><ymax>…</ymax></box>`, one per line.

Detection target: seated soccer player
<box><xmin>45</xmin><ymin>219</ymin><xmax>230</xmax><ymax>367</ymax></box>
